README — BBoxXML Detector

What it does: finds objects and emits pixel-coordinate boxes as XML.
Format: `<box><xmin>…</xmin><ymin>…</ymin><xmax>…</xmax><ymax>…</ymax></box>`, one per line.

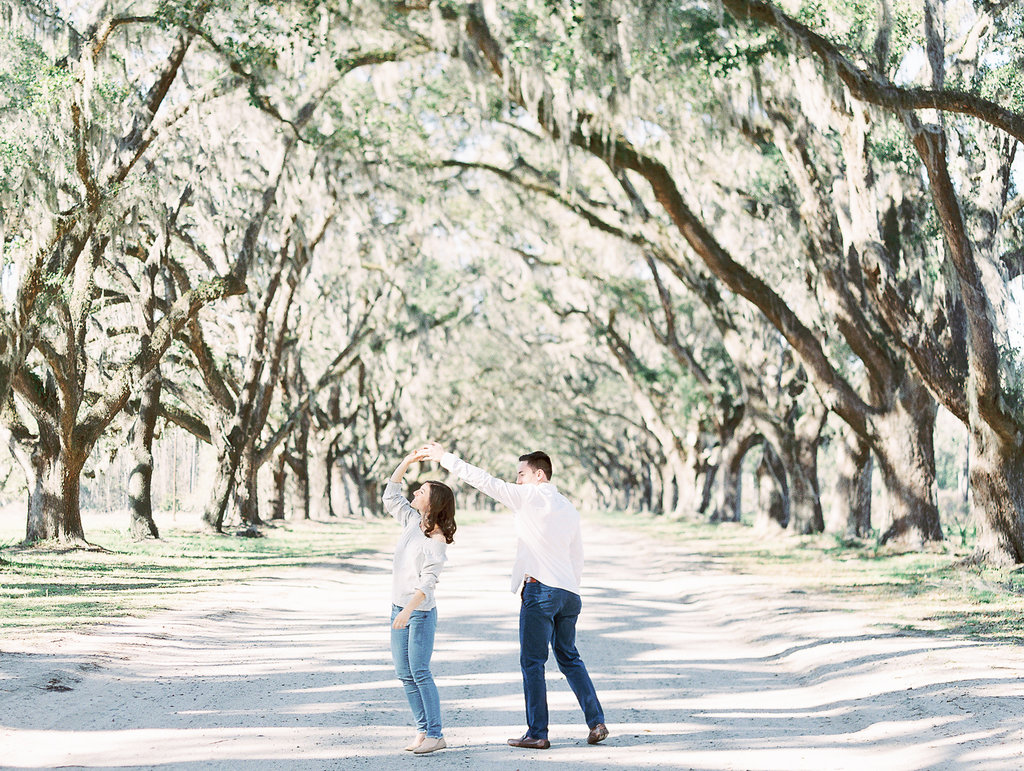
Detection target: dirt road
<box><xmin>2</xmin><ymin>516</ymin><xmax>1023</xmax><ymax>770</ymax></box>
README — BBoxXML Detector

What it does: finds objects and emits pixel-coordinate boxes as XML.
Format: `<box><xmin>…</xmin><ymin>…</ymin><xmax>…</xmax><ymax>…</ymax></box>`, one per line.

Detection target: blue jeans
<box><xmin>519</xmin><ymin>581</ymin><xmax>604</xmax><ymax>739</ymax></box>
<box><xmin>390</xmin><ymin>605</ymin><xmax>443</xmax><ymax>738</ymax></box>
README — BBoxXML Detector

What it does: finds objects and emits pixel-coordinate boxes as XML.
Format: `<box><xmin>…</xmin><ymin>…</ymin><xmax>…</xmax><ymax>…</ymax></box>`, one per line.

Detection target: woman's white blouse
<box><xmin>384</xmin><ymin>481</ymin><xmax>448</xmax><ymax>610</ymax></box>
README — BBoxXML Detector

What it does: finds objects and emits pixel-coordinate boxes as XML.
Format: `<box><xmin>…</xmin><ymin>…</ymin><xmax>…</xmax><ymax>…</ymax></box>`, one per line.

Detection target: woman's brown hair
<box><xmin>422</xmin><ymin>481</ymin><xmax>456</xmax><ymax>544</ymax></box>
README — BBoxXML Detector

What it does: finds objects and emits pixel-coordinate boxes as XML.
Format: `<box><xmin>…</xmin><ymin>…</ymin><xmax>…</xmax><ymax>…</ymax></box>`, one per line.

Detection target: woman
<box><xmin>383</xmin><ymin>449</ymin><xmax>457</xmax><ymax>755</ymax></box>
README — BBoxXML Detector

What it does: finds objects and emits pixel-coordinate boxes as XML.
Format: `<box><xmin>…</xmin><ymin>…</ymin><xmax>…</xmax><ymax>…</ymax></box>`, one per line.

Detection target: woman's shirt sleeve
<box><xmin>415</xmin><ymin>537</ymin><xmax>448</xmax><ymax>597</ymax></box>
<box><xmin>382</xmin><ymin>481</ymin><xmax>417</xmax><ymax>526</ymax></box>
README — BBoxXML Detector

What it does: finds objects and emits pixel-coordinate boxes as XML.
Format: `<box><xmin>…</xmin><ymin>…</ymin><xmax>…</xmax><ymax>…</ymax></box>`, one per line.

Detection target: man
<box><xmin>420</xmin><ymin>442</ymin><xmax>608</xmax><ymax>749</ymax></box>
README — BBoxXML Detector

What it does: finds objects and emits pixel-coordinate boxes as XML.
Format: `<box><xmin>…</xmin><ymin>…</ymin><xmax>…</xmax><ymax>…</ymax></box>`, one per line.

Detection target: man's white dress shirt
<box><xmin>440</xmin><ymin>452</ymin><xmax>584</xmax><ymax>594</ymax></box>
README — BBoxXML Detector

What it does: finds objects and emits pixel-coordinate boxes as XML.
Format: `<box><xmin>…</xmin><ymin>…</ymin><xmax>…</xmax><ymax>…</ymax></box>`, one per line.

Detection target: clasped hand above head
<box><xmin>391</xmin><ymin>447</ymin><xmax>430</xmax><ymax>483</ymax></box>
<box><xmin>418</xmin><ymin>442</ymin><xmax>445</xmax><ymax>462</ymax></box>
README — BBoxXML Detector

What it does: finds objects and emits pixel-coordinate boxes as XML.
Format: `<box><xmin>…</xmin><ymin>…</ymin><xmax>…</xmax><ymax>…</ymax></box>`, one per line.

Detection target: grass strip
<box><xmin>4</xmin><ymin>507</ymin><xmax>1023</xmax><ymax>643</ymax></box>
<box><xmin>588</xmin><ymin>508</ymin><xmax>1024</xmax><ymax>643</ymax></box>
<box><xmin>0</xmin><ymin>516</ymin><xmax>398</xmax><ymax>635</ymax></box>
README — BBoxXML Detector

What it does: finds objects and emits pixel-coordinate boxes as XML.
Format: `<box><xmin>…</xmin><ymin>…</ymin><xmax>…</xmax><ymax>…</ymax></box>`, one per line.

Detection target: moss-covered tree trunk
<box><xmin>202</xmin><ymin>425</ymin><xmax>244</xmax><ymax>532</ymax></box>
<box><xmin>873</xmin><ymin>376</ymin><xmax>942</xmax><ymax>547</ymax></box>
<box><xmin>778</xmin><ymin>406</ymin><xmax>826</xmax><ymax>535</ymax></box>
<box><xmin>128</xmin><ymin>240</ymin><xmax>164</xmax><ymax>541</ymax></box>
<box><xmin>127</xmin><ymin>369</ymin><xmax>162</xmax><ymax>540</ymax></box>
<box><xmin>712</xmin><ymin>429</ymin><xmax>761</xmax><ymax>523</ymax></box>
<box><xmin>828</xmin><ymin>424</ymin><xmax>873</xmax><ymax>539</ymax></box>
<box><xmin>234</xmin><ymin>446</ymin><xmax>262</xmax><ymax>527</ymax></box>
<box><xmin>269</xmin><ymin>449</ymin><xmax>287</xmax><ymax>521</ymax></box>
<box><xmin>969</xmin><ymin>421</ymin><xmax>1024</xmax><ymax>565</ymax></box>
<box><xmin>754</xmin><ymin>442</ymin><xmax>788</xmax><ymax>531</ymax></box>
<box><xmin>25</xmin><ymin>429</ymin><xmax>87</xmax><ymax>544</ymax></box>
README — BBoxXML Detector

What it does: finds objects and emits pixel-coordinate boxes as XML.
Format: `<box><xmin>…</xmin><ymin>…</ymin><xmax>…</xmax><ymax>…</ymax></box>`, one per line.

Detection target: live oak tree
<box><xmin>387</xmin><ymin>0</ymin><xmax>1023</xmax><ymax>560</ymax></box>
<box><xmin>450</xmin><ymin>143</ymin><xmax>831</xmax><ymax>530</ymax></box>
<box><xmin>346</xmin><ymin>25</ymin><xmax>826</xmax><ymax>528</ymax></box>
<box><xmin>1</xmin><ymin>1</ymin><xmax>247</xmax><ymax>543</ymax></box>
<box><xmin>444</xmin><ymin>1</ymin><xmax>944</xmax><ymax>547</ymax></box>
<box><xmin>2</xmin><ymin>0</ymin><xmax>432</xmax><ymax>537</ymax></box>
<box><xmin>0</xmin><ymin>2</ymin><xmax>214</xmax><ymax>413</ymax></box>
<box><xmin>714</xmin><ymin>0</ymin><xmax>1024</xmax><ymax>562</ymax></box>
<box><xmin>6</xmin><ymin>0</ymin><xmax>1021</xmax><ymax>566</ymax></box>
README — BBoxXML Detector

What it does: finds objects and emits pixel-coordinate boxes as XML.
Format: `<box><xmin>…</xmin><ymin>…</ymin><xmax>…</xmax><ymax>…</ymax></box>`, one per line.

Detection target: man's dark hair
<box><xmin>519</xmin><ymin>451</ymin><xmax>553</xmax><ymax>481</ymax></box>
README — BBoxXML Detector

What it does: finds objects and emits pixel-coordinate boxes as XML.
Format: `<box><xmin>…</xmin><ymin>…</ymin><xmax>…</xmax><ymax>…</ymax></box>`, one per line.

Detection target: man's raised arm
<box><xmin>420</xmin><ymin>441</ymin><xmax>526</xmax><ymax>511</ymax></box>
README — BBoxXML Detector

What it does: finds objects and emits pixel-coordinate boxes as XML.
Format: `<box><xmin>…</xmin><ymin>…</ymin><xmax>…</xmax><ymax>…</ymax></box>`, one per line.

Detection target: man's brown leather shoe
<box><xmin>507</xmin><ymin>734</ymin><xmax>551</xmax><ymax>749</ymax></box>
<box><xmin>587</xmin><ymin>723</ymin><xmax>609</xmax><ymax>745</ymax></box>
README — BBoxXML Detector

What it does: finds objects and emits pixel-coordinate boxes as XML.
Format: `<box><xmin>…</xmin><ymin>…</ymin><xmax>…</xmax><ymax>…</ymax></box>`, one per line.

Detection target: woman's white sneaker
<box><xmin>404</xmin><ymin>733</ymin><xmax>426</xmax><ymax>751</ymax></box>
<box><xmin>413</xmin><ymin>736</ymin><xmax>446</xmax><ymax>754</ymax></box>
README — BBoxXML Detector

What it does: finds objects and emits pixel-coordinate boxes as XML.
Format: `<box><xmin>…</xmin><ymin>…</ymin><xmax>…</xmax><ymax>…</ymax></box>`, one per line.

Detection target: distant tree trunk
<box><xmin>340</xmin><ymin>453</ymin><xmax>382</xmax><ymax>518</ymax></box>
<box><xmin>25</xmin><ymin>434</ymin><xmax>87</xmax><ymax>543</ymax></box>
<box><xmin>640</xmin><ymin>460</ymin><xmax>654</xmax><ymax>512</ymax></box>
<box><xmin>754</xmin><ymin>442</ymin><xmax>788</xmax><ymax>530</ymax></box>
<box><xmin>321</xmin><ymin>384</ymin><xmax>342</xmax><ymax>517</ymax></box>
<box><xmin>778</xmin><ymin>405</ymin><xmax>826</xmax><ymax>535</ymax></box>
<box><xmin>692</xmin><ymin>430</ymin><xmax>716</xmax><ymax>514</ymax></box>
<box><xmin>292</xmin><ymin>411</ymin><xmax>311</xmax><ymax>520</ymax></box>
<box><xmin>128</xmin><ymin>368</ymin><xmax>161</xmax><ymax>540</ymax></box>
<box><xmin>658</xmin><ymin>459</ymin><xmax>675</xmax><ymax>517</ymax></box>
<box><xmin>323</xmin><ymin>447</ymin><xmax>337</xmax><ymax>517</ymax></box>
<box><xmin>828</xmin><ymin>424</ymin><xmax>873</xmax><ymax>538</ymax></box>
<box><xmin>368</xmin><ymin>477</ymin><xmax>382</xmax><ymax>516</ymax></box>
<box><xmin>337</xmin><ymin>452</ymin><xmax>353</xmax><ymax>517</ymax></box>
<box><xmin>277</xmin><ymin>349</ymin><xmax>312</xmax><ymax>521</ymax></box>
<box><xmin>200</xmin><ymin>331</ymin><xmax>270</xmax><ymax>532</ymax></box>
<box><xmin>967</xmin><ymin>421</ymin><xmax>1024</xmax><ymax>565</ymax></box>
<box><xmin>354</xmin><ymin>464</ymin><xmax>368</xmax><ymax>517</ymax></box>
<box><xmin>659</xmin><ymin>445</ymin><xmax>690</xmax><ymax>518</ymax></box>
<box><xmin>712</xmin><ymin>429</ymin><xmax>760</xmax><ymax>523</ymax></box>
<box><xmin>694</xmin><ymin>450</ymin><xmax>717</xmax><ymax>515</ymax></box>
<box><xmin>875</xmin><ymin>377</ymin><xmax>942</xmax><ymax>547</ymax></box>
<box><xmin>653</xmin><ymin>448</ymin><xmax>691</xmax><ymax>519</ymax></box>
<box><xmin>128</xmin><ymin>233</ymin><xmax>164</xmax><ymax>540</ymax></box>
<box><xmin>235</xmin><ymin>447</ymin><xmax>262</xmax><ymax>526</ymax></box>
<box><xmin>358</xmin><ymin>471</ymin><xmax>381</xmax><ymax>518</ymax></box>
<box><xmin>341</xmin><ymin>459</ymin><xmax>366</xmax><ymax>517</ymax></box>
<box><xmin>269</xmin><ymin>449</ymin><xmax>287</xmax><ymax>521</ymax></box>
<box><xmin>202</xmin><ymin>427</ymin><xmax>242</xmax><ymax>532</ymax></box>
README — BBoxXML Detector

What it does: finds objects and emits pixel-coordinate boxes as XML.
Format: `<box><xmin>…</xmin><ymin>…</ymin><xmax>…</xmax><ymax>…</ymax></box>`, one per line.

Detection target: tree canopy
<box><xmin>1</xmin><ymin>0</ymin><xmax>1023</xmax><ymax>565</ymax></box>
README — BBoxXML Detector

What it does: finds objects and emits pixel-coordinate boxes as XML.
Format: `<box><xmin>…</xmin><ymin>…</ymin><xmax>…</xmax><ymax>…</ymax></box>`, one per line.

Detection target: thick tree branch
<box><xmin>458</xmin><ymin>3</ymin><xmax>875</xmax><ymax>438</ymax></box>
<box><xmin>719</xmin><ymin>0</ymin><xmax>1024</xmax><ymax>144</ymax></box>
<box><xmin>157</xmin><ymin>401</ymin><xmax>212</xmax><ymax>444</ymax></box>
<box><xmin>644</xmin><ymin>255</ymin><xmax>714</xmax><ymax>390</ymax></box>
<box><xmin>91</xmin><ymin>16</ymin><xmax>159</xmax><ymax>57</ymax></box>
<box><xmin>10</xmin><ymin>369</ymin><xmax>56</xmax><ymax>434</ymax></box>
<box><xmin>78</xmin><ymin>274</ymin><xmax>245</xmax><ymax>443</ymax></box>
<box><xmin>764</xmin><ymin>111</ymin><xmax>902</xmax><ymax>399</ymax></box>
<box><xmin>908</xmin><ymin>120</ymin><xmax>1017</xmax><ymax>440</ymax></box>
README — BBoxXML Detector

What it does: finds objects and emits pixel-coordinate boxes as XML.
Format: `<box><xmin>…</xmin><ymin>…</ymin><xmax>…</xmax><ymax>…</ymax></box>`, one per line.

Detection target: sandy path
<box><xmin>2</xmin><ymin>515</ymin><xmax>1024</xmax><ymax>771</ymax></box>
